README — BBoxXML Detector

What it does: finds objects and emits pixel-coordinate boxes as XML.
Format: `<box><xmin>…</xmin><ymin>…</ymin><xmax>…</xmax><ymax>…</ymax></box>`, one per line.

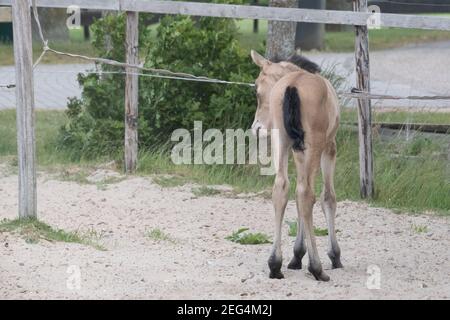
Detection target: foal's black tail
<box><xmin>282</xmin><ymin>86</ymin><xmax>305</xmax><ymax>152</ymax></box>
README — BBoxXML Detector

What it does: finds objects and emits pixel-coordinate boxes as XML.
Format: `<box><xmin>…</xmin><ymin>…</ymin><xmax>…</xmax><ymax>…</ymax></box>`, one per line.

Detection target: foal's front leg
<box><xmin>268</xmin><ymin>141</ymin><xmax>289</xmax><ymax>279</ymax></box>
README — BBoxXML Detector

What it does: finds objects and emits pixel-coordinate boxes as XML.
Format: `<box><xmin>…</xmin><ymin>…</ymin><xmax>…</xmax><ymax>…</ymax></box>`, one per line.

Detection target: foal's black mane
<box><xmin>271</xmin><ymin>54</ymin><xmax>321</xmax><ymax>74</ymax></box>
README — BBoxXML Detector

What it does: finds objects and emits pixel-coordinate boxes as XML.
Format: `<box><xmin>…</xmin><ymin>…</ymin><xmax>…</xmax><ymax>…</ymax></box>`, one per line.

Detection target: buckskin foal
<box><xmin>250</xmin><ymin>50</ymin><xmax>342</xmax><ymax>281</ymax></box>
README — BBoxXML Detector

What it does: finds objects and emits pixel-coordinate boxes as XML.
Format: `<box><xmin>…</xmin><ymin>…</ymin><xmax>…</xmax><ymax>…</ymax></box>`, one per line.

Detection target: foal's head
<box><xmin>249</xmin><ymin>50</ymin><xmax>321</xmax><ymax>136</ymax></box>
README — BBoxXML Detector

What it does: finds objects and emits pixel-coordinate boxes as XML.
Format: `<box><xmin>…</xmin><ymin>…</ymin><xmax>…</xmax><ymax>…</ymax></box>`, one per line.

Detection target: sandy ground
<box><xmin>0</xmin><ymin>166</ymin><xmax>449</xmax><ymax>300</ymax></box>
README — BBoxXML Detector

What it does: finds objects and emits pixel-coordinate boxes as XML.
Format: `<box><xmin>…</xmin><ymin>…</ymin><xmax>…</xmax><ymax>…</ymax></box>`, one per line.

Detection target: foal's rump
<box><xmin>270</xmin><ymin>71</ymin><xmax>333</xmax><ymax>151</ymax></box>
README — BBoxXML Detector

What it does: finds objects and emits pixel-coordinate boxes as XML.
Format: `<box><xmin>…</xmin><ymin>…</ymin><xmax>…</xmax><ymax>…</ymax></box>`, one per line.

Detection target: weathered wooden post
<box><xmin>353</xmin><ymin>0</ymin><xmax>374</xmax><ymax>198</ymax></box>
<box><xmin>12</xmin><ymin>0</ymin><xmax>37</xmax><ymax>218</ymax></box>
<box><xmin>124</xmin><ymin>11</ymin><xmax>139</xmax><ymax>173</ymax></box>
<box><xmin>252</xmin><ymin>0</ymin><xmax>259</xmax><ymax>33</ymax></box>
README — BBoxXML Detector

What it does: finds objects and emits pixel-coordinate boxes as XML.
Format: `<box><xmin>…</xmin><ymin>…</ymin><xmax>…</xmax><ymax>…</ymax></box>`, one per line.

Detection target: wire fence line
<box><xmin>7</xmin><ymin>65</ymin><xmax>450</xmax><ymax>102</ymax></box>
<box><xmin>2</xmin><ymin>0</ymin><xmax>450</xmax><ymax>103</ymax></box>
<box><xmin>5</xmin><ymin>65</ymin><xmax>450</xmax><ymax>101</ymax></box>
<box><xmin>0</xmin><ymin>84</ymin><xmax>16</xmax><ymax>89</ymax></box>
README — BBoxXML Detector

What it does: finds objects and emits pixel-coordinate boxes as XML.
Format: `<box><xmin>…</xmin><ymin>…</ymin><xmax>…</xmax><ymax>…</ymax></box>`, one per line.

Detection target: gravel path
<box><xmin>1</xmin><ymin>41</ymin><xmax>450</xmax><ymax>110</ymax></box>
<box><xmin>0</xmin><ymin>167</ymin><xmax>449</xmax><ymax>299</ymax></box>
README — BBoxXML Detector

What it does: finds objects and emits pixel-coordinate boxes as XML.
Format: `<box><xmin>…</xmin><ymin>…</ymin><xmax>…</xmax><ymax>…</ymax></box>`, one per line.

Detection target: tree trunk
<box><xmin>296</xmin><ymin>0</ymin><xmax>326</xmax><ymax>51</ymax></box>
<box><xmin>265</xmin><ymin>0</ymin><xmax>297</xmax><ymax>60</ymax></box>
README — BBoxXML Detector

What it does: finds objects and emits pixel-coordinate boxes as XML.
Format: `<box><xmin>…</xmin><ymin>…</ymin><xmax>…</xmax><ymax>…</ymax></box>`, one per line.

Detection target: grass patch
<box><xmin>412</xmin><ymin>224</ymin><xmax>429</xmax><ymax>234</ymax></box>
<box><xmin>0</xmin><ymin>40</ymin><xmax>95</xmax><ymax>66</ymax></box>
<box><xmin>192</xmin><ymin>186</ymin><xmax>222</xmax><ymax>197</ymax></box>
<box><xmin>314</xmin><ymin>227</ymin><xmax>329</xmax><ymax>237</ymax></box>
<box><xmin>341</xmin><ymin>109</ymin><xmax>450</xmax><ymax>126</ymax></box>
<box><xmin>333</xmin><ymin>127</ymin><xmax>450</xmax><ymax>213</ymax></box>
<box><xmin>287</xmin><ymin>220</ymin><xmax>297</xmax><ymax>237</ymax></box>
<box><xmin>147</xmin><ymin>19</ymin><xmax>450</xmax><ymax>54</ymax></box>
<box><xmin>56</xmin><ymin>167</ymin><xmax>125</xmax><ymax>190</ymax></box>
<box><xmin>152</xmin><ymin>175</ymin><xmax>188</xmax><ymax>188</ymax></box>
<box><xmin>232</xmin><ymin>20</ymin><xmax>450</xmax><ymax>52</ymax></box>
<box><xmin>0</xmin><ymin>109</ymin><xmax>81</xmax><ymax>166</ymax></box>
<box><xmin>0</xmin><ymin>28</ymin><xmax>94</xmax><ymax>66</ymax></box>
<box><xmin>225</xmin><ymin>227</ymin><xmax>271</xmax><ymax>245</ymax></box>
<box><xmin>95</xmin><ymin>176</ymin><xmax>127</xmax><ymax>190</ymax></box>
<box><xmin>324</xmin><ymin>27</ymin><xmax>450</xmax><ymax>52</ymax></box>
<box><xmin>0</xmin><ymin>218</ymin><xmax>105</xmax><ymax>250</ymax></box>
<box><xmin>146</xmin><ymin>228</ymin><xmax>176</xmax><ymax>243</ymax></box>
<box><xmin>58</xmin><ymin>168</ymin><xmax>90</xmax><ymax>184</ymax></box>
<box><xmin>0</xmin><ymin>109</ymin><xmax>124</xmax><ymax>179</ymax></box>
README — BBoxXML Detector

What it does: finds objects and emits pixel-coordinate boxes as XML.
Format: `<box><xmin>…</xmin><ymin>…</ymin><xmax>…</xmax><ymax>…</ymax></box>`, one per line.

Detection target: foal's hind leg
<box><xmin>268</xmin><ymin>136</ymin><xmax>290</xmax><ymax>279</ymax></box>
<box><xmin>293</xmin><ymin>148</ymin><xmax>330</xmax><ymax>281</ymax></box>
<box><xmin>320</xmin><ymin>141</ymin><xmax>343</xmax><ymax>269</ymax></box>
<box><xmin>287</xmin><ymin>216</ymin><xmax>306</xmax><ymax>270</ymax></box>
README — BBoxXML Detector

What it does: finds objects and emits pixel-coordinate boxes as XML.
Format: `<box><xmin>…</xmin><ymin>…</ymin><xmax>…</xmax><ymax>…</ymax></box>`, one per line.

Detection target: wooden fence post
<box><xmin>353</xmin><ymin>0</ymin><xmax>374</xmax><ymax>198</ymax></box>
<box><xmin>124</xmin><ymin>11</ymin><xmax>139</xmax><ymax>173</ymax></box>
<box><xmin>12</xmin><ymin>0</ymin><xmax>37</xmax><ymax>219</ymax></box>
<box><xmin>253</xmin><ymin>0</ymin><xmax>259</xmax><ymax>33</ymax></box>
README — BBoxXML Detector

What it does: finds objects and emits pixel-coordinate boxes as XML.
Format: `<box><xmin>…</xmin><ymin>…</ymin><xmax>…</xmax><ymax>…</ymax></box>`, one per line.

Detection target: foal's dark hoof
<box><xmin>328</xmin><ymin>252</ymin><xmax>344</xmax><ymax>269</ymax></box>
<box><xmin>331</xmin><ymin>260</ymin><xmax>344</xmax><ymax>269</ymax></box>
<box><xmin>308</xmin><ymin>266</ymin><xmax>330</xmax><ymax>282</ymax></box>
<box><xmin>269</xmin><ymin>271</ymin><xmax>284</xmax><ymax>279</ymax></box>
<box><xmin>287</xmin><ymin>257</ymin><xmax>302</xmax><ymax>270</ymax></box>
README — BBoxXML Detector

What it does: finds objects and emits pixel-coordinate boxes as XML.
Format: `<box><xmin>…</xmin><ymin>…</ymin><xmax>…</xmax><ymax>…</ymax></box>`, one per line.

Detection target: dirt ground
<box><xmin>0</xmin><ymin>166</ymin><xmax>449</xmax><ymax>300</ymax></box>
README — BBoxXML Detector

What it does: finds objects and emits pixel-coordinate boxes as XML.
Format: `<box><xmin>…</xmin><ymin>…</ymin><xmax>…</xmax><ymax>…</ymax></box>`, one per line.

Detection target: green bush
<box><xmin>57</xmin><ymin>8</ymin><xmax>259</xmax><ymax>160</ymax></box>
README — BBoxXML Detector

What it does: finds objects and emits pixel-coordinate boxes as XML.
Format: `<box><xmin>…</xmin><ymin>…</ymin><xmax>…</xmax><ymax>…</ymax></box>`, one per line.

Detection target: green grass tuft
<box><xmin>192</xmin><ymin>186</ymin><xmax>221</xmax><ymax>197</ymax></box>
<box><xmin>0</xmin><ymin>218</ymin><xmax>106</xmax><ymax>250</ymax></box>
<box><xmin>226</xmin><ymin>228</ymin><xmax>271</xmax><ymax>245</ymax></box>
<box><xmin>287</xmin><ymin>220</ymin><xmax>341</xmax><ymax>237</ymax></box>
<box><xmin>146</xmin><ymin>228</ymin><xmax>176</xmax><ymax>243</ymax></box>
<box><xmin>152</xmin><ymin>175</ymin><xmax>188</xmax><ymax>188</ymax></box>
<box><xmin>314</xmin><ymin>227</ymin><xmax>329</xmax><ymax>237</ymax></box>
<box><xmin>412</xmin><ymin>224</ymin><xmax>429</xmax><ymax>234</ymax></box>
<box><xmin>287</xmin><ymin>220</ymin><xmax>297</xmax><ymax>237</ymax></box>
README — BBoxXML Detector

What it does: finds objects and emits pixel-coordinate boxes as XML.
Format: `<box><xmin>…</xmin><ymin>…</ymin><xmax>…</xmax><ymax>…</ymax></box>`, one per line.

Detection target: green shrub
<box><xmin>57</xmin><ymin>6</ymin><xmax>259</xmax><ymax>159</ymax></box>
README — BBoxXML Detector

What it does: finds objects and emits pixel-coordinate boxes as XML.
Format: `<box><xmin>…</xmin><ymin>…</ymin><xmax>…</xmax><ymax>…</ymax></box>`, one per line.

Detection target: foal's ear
<box><xmin>250</xmin><ymin>50</ymin><xmax>270</xmax><ymax>68</ymax></box>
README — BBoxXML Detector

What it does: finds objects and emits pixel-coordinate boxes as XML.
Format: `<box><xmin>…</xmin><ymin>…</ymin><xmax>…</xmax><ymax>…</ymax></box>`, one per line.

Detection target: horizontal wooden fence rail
<box><xmin>0</xmin><ymin>0</ymin><xmax>450</xmax><ymax>30</ymax></box>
